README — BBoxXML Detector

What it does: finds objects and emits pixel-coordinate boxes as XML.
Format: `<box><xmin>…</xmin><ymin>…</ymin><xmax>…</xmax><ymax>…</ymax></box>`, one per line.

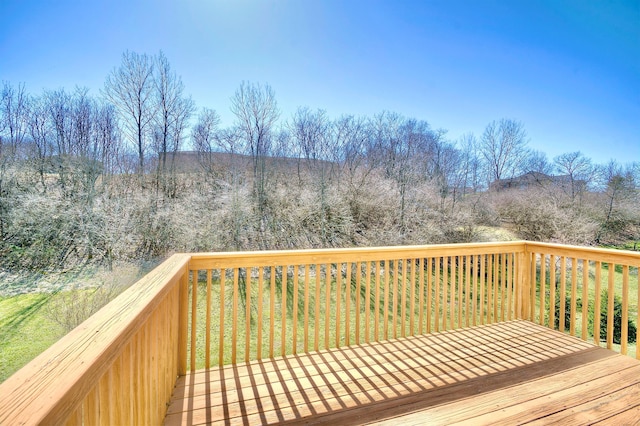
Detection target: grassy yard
<box><xmin>0</xmin><ymin>262</ymin><xmax>153</xmax><ymax>383</ymax></box>
<box><xmin>0</xmin><ymin>293</ymin><xmax>65</xmax><ymax>382</ymax></box>
<box><xmin>534</xmin><ymin>261</ymin><xmax>638</xmax><ymax>359</ymax></box>
<box><xmin>2</xmin><ymin>255</ymin><xmax>638</xmax><ymax>384</ymax></box>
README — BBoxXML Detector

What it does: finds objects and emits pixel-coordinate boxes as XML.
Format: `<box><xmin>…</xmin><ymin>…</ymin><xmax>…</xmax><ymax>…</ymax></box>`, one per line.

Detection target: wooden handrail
<box><xmin>185</xmin><ymin>242</ymin><xmax>527</xmax><ymax>371</ymax></box>
<box><xmin>1</xmin><ymin>241</ymin><xmax>638</xmax><ymax>425</ymax></box>
<box><xmin>523</xmin><ymin>243</ymin><xmax>639</xmax><ymax>358</ymax></box>
<box><xmin>0</xmin><ymin>253</ymin><xmax>190</xmax><ymax>425</ymax></box>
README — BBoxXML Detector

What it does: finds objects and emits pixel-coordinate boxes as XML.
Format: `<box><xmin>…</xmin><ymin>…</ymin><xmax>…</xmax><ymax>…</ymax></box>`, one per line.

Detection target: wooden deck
<box><xmin>164</xmin><ymin>320</ymin><xmax>640</xmax><ymax>425</ymax></box>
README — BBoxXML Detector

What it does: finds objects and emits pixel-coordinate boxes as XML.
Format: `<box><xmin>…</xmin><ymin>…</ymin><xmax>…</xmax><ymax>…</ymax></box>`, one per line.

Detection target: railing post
<box><xmin>517</xmin><ymin>244</ymin><xmax>532</xmax><ymax>321</ymax></box>
<box><xmin>178</xmin><ymin>264</ymin><xmax>189</xmax><ymax>375</ymax></box>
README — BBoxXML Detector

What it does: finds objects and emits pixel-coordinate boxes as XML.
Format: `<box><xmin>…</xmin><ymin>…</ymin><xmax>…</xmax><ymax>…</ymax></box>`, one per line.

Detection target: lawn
<box><xmin>0</xmin><ymin>293</ymin><xmax>65</xmax><ymax>382</ymax></box>
<box><xmin>1</xmin><ymin>254</ymin><xmax>638</xmax><ymax>383</ymax></box>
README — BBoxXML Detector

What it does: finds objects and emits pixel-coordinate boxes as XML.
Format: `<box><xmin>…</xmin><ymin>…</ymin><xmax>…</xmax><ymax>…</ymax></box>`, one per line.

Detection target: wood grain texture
<box><xmin>0</xmin><ymin>253</ymin><xmax>190</xmax><ymax>425</ymax></box>
<box><xmin>163</xmin><ymin>320</ymin><xmax>640</xmax><ymax>426</ymax></box>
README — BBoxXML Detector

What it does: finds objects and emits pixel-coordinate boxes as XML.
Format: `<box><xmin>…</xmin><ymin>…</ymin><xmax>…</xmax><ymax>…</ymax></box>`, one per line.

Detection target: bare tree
<box><xmin>595</xmin><ymin>160</ymin><xmax>638</xmax><ymax>243</ymax></box>
<box><xmin>481</xmin><ymin>119</ymin><xmax>530</xmax><ymax>187</ymax></box>
<box><xmin>554</xmin><ymin>151</ymin><xmax>593</xmax><ymax>201</ymax></box>
<box><xmin>192</xmin><ymin>107</ymin><xmax>224</xmax><ymax>183</ymax></box>
<box><xmin>289</xmin><ymin>107</ymin><xmax>334</xmax><ymax>183</ymax></box>
<box><xmin>230</xmin><ymin>81</ymin><xmax>279</xmax><ymax>221</ymax></box>
<box><xmin>0</xmin><ymin>81</ymin><xmax>29</xmax><ymax>238</ymax></box>
<box><xmin>456</xmin><ymin>133</ymin><xmax>482</xmax><ymax>193</ymax></box>
<box><xmin>151</xmin><ymin>52</ymin><xmax>195</xmax><ymax>197</ymax></box>
<box><xmin>103</xmin><ymin>51</ymin><xmax>155</xmax><ymax>174</ymax></box>
<box><xmin>371</xmin><ymin>112</ymin><xmax>440</xmax><ymax>238</ymax></box>
<box><xmin>27</xmin><ymin>95</ymin><xmax>52</xmax><ymax>190</ymax></box>
<box><xmin>1</xmin><ymin>81</ymin><xmax>29</xmax><ymax>157</ymax></box>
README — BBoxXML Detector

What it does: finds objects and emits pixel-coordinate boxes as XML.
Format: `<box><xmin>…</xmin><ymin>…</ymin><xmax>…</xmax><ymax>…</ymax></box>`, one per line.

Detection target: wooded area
<box><xmin>1</xmin><ymin>51</ymin><xmax>638</xmax><ymax>273</ymax></box>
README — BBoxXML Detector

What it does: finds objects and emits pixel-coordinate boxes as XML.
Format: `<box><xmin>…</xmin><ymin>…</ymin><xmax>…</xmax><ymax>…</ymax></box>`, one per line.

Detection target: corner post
<box><xmin>178</xmin><ymin>263</ymin><xmax>190</xmax><ymax>375</ymax></box>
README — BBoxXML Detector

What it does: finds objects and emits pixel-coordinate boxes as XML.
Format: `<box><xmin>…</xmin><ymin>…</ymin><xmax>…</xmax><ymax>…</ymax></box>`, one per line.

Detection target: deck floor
<box><xmin>164</xmin><ymin>320</ymin><xmax>640</xmax><ymax>425</ymax></box>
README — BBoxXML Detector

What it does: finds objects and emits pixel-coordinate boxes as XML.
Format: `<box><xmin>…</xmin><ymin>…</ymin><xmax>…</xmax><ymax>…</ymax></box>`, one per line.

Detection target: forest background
<box><xmin>1</xmin><ymin>51</ymin><xmax>638</xmax><ymax>381</ymax></box>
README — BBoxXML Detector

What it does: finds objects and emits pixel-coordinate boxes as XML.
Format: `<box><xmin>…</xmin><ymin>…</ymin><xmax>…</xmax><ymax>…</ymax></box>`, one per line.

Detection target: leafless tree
<box><xmin>230</xmin><ymin>81</ymin><xmax>279</xmax><ymax>225</ymax></box>
<box><xmin>554</xmin><ymin>151</ymin><xmax>593</xmax><ymax>201</ymax></box>
<box><xmin>26</xmin><ymin>95</ymin><xmax>52</xmax><ymax>190</ymax></box>
<box><xmin>481</xmin><ymin>119</ymin><xmax>530</xmax><ymax>186</ymax></box>
<box><xmin>289</xmin><ymin>107</ymin><xmax>335</xmax><ymax>183</ymax></box>
<box><xmin>456</xmin><ymin>133</ymin><xmax>482</xmax><ymax>194</ymax></box>
<box><xmin>151</xmin><ymin>52</ymin><xmax>195</xmax><ymax>197</ymax></box>
<box><xmin>595</xmin><ymin>160</ymin><xmax>638</xmax><ymax>243</ymax></box>
<box><xmin>0</xmin><ymin>81</ymin><xmax>29</xmax><ymax>238</ymax></box>
<box><xmin>192</xmin><ymin>107</ymin><xmax>226</xmax><ymax>185</ymax></box>
<box><xmin>103</xmin><ymin>51</ymin><xmax>155</xmax><ymax>174</ymax></box>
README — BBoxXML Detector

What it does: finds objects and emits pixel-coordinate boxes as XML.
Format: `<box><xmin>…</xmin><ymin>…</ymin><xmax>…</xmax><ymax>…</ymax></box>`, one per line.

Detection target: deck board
<box><xmin>164</xmin><ymin>321</ymin><xmax>640</xmax><ymax>425</ymax></box>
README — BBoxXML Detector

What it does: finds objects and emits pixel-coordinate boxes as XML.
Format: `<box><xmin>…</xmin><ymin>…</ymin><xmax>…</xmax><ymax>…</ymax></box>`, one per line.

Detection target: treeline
<box><xmin>0</xmin><ymin>51</ymin><xmax>638</xmax><ymax>271</ymax></box>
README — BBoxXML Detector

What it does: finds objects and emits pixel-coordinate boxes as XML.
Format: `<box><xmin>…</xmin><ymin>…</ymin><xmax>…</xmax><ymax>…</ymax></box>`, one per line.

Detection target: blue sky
<box><xmin>1</xmin><ymin>0</ymin><xmax>638</xmax><ymax>164</ymax></box>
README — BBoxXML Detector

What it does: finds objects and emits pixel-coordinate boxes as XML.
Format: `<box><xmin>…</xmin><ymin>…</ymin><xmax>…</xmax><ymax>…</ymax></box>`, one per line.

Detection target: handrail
<box><xmin>0</xmin><ymin>253</ymin><xmax>191</xmax><ymax>425</ymax></box>
<box><xmin>185</xmin><ymin>242</ymin><xmax>527</xmax><ymax>370</ymax></box>
<box><xmin>0</xmin><ymin>241</ymin><xmax>637</xmax><ymax>425</ymax></box>
<box><xmin>524</xmin><ymin>242</ymin><xmax>639</xmax><ymax>358</ymax></box>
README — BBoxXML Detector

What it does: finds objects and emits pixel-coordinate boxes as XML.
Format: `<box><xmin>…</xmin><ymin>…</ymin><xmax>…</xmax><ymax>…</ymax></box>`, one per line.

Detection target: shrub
<box><xmin>588</xmin><ymin>290</ymin><xmax>637</xmax><ymax>344</ymax></box>
<box><xmin>553</xmin><ymin>291</ymin><xmax>572</xmax><ymax>332</ymax></box>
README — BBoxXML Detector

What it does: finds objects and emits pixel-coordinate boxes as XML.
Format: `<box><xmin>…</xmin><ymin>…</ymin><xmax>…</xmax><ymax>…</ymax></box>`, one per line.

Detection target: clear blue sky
<box><xmin>1</xmin><ymin>0</ymin><xmax>639</xmax><ymax>164</ymax></box>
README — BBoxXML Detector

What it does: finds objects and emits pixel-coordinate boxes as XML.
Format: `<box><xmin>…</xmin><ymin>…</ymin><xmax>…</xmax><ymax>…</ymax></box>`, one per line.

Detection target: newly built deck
<box><xmin>164</xmin><ymin>320</ymin><xmax>640</xmax><ymax>425</ymax></box>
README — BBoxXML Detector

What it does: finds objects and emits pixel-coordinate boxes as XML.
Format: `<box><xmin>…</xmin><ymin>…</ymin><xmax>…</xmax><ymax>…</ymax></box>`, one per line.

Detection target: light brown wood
<box><xmin>335</xmin><ymin>262</ymin><xmax>342</xmax><ymax>347</ymax></box>
<box><xmin>442</xmin><ymin>257</ymin><xmax>448</xmax><ymax>331</ymax></box>
<box><xmin>582</xmin><ymin>259</ymin><xmax>589</xmax><ymax>340</ymax></box>
<box><xmin>434</xmin><ymin>257</ymin><xmax>440</xmax><ymax>332</ymax></box>
<box><xmin>548</xmin><ymin>254</ymin><xmax>556</xmax><ymax>328</ymax></box>
<box><xmin>571</xmin><ymin>257</ymin><xmax>578</xmax><ymax>336</ymax></box>
<box><xmin>594</xmin><ymin>261</ymin><xmax>602</xmax><ymax>344</ymax></box>
<box><xmin>374</xmin><ymin>261</ymin><xmax>381</xmax><ymax>341</ymax></box>
<box><xmin>232</xmin><ymin>268</ymin><xmax>239</xmax><ymax>364</ymax></box>
<box><xmin>164</xmin><ymin>320</ymin><xmax>640</xmax><ymax>426</ymax></box>
<box><xmin>4</xmin><ymin>242</ymin><xmax>640</xmax><ymax>426</ymax></box>
<box><xmin>190</xmin><ymin>271</ymin><xmax>197</xmax><ymax>371</ymax></box>
<box><xmin>244</xmin><ymin>267</ymin><xmax>251</xmax><ymax>362</ymax></box>
<box><xmin>269</xmin><ymin>266</ymin><xmax>276</xmax><ymax>358</ymax></box>
<box><xmin>540</xmin><ymin>254</ymin><xmax>547</xmax><ymax>327</ymax></box>
<box><xmin>401</xmin><ymin>260</ymin><xmax>407</xmax><ymax>338</ymax></box>
<box><xmin>607</xmin><ymin>264</ymin><xmax>615</xmax><ymax>349</ymax></box>
<box><xmin>189</xmin><ymin>241</ymin><xmax>529</xmax><ymax>270</ymax></box>
<box><xmin>314</xmin><ymin>264</ymin><xmax>321</xmax><ymax>351</ymax></box>
<box><xmin>494</xmin><ymin>253</ymin><xmax>500</xmax><ymax>324</ymax></box>
<box><xmin>457</xmin><ymin>256</ymin><xmax>463</xmax><ymax>328</ymax></box>
<box><xmin>418</xmin><ymin>258</ymin><xmax>424</xmax><ymax>334</ymax></box>
<box><xmin>529</xmin><ymin>251</ymin><xmax>536</xmax><ymax>322</ymax></box>
<box><xmin>479</xmin><ymin>255</ymin><xmax>485</xmax><ymax>326</ymax></box>
<box><xmin>426</xmin><ymin>257</ymin><xmax>432</xmax><ymax>333</ymax></box>
<box><xmin>179</xmin><ymin>262</ymin><xmax>189</xmax><ymax>375</ymax></box>
<box><xmin>560</xmin><ymin>256</ymin><xmax>567</xmax><ymax>332</ymax></box>
<box><xmin>257</xmin><ymin>267</ymin><xmax>264</xmax><ymax>360</ymax></box>
<box><xmin>365</xmin><ymin>261</ymin><xmax>372</xmax><ymax>342</ymax></box>
<box><xmin>384</xmin><ymin>260</ymin><xmax>390</xmax><ymax>338</ymax></box>
<box><xmin>355</xmin><ymin>261</ymin><xmax>362</xmax><ymax>344</ymax></box>
<box><xmin>304</xmin><ymin>265</ymin><xmax>310</xmax><ymax>353</ymax></box>
<box><xmin>282</xmin><ymin>266</ymin><xmax>288</xmax><ymax>356</ymax></box>
<box><xmin>219</xmin><ymin>269</ymin><xmax>225</xmax><ymax>366</ymax></box>
<box><xmin>621</xmin><ymin>265</ymin><xmax>629</xmax><ymax>355</ymax></box>
<box><xmin>392</xmin><ymin>259</ymin><xmax>399</xmax><ymax>338</ymax></box>
<box><xmin>525</xmin><ymin>241</ymin><xmax>640</xmax><ymax>267</ymax></box>
<box><xmin>0</xmin><ymin>254</ymin><xmax>190</xmax><ymax>425</ymax></box>
<box><xmin>465</xmin><ymin>255</ymin><xmax>471</xmax><ymax>327</ymax></box>
<box><xmin>205</xmin><ymin>270</ymin><xmax>212</xmax><ymax>369</ymax></box>
<box><xmin>292</xmin><ymin>265</ymin><xmax>299</xmax><ymax>354</ymax></box>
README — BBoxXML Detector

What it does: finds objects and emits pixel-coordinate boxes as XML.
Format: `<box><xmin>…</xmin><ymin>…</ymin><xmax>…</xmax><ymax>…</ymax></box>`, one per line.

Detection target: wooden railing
<box><xmin>525</xmin><ymin>242</ymin><xmax>640</xmax><ymax>358</ymax></box>
<box><xmin>0</xmin><ymin>254</ymin><xmax>191</xmax><ymax>425</ymax></box>
<box><xmin>0</xmin><ymin>241</ymin><xmax>638</xmax><ymax>425</ymax></box>
<box><xmin>185</xmin><ymin>242</ymin><xmax>526</xmax><ymax>370</ymax></box>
